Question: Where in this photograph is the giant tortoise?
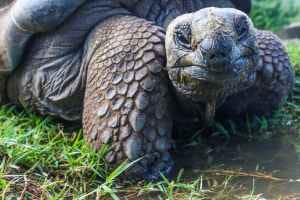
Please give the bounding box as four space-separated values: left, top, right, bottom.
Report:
0 0 294 180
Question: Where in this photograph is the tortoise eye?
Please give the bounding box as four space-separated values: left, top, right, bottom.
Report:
235 15 249 40
175 24 192 50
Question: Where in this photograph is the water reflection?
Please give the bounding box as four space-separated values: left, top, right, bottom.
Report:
174 135 300 198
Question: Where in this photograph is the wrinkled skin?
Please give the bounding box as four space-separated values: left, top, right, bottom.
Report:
0 0 294 181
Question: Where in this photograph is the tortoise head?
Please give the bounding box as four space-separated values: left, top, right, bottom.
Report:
165 7 259 122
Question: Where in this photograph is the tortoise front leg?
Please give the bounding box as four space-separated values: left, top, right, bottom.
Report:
83 16 174 180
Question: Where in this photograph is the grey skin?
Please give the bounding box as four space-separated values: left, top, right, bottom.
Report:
0 0 294 180
0 0 87 72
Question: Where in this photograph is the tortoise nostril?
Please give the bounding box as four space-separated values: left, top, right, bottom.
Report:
220 52 226 57
200 37 232 69
206 48 227 62
209 54 216 60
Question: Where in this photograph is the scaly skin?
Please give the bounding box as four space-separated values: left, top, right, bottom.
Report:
0 1 294 180
83 16 174 179
7 1 130 120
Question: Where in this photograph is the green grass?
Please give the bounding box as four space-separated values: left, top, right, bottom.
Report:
287 41 300 74
251 0 299 31
1 30 300 200
0 107 110 199
0 109 265 199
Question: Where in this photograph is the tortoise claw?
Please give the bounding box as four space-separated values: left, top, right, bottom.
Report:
144 154 174 181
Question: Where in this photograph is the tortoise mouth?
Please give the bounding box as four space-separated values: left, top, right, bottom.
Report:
179 65 239 84
171 64 242 87
168 66 241 96
167 55 257 100
170 55 255 86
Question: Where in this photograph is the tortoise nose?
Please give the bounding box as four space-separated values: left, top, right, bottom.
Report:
200 37 232 71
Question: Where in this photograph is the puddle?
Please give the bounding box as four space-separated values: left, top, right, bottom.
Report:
174 135 300 198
